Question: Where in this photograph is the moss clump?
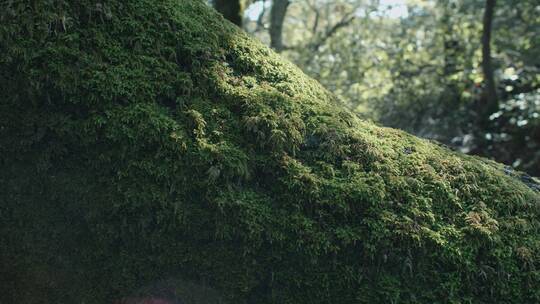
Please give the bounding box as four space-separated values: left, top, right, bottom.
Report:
0 1 539 303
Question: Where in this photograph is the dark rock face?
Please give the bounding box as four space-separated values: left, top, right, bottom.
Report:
1 1 539 303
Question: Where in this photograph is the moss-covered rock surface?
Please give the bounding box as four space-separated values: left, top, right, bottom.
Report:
1 1 539 303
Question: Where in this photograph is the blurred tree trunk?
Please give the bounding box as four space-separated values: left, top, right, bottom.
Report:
214 0 244 27
440 2 458 76
270 0 290 52
480 0 497 116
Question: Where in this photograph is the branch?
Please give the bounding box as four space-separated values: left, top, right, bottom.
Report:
300 12 356 64
304 0 320 34
310 13 355 52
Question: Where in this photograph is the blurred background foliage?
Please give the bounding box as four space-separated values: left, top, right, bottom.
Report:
211 0 540 176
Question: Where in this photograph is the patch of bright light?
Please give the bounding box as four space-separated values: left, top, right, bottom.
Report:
247 0 408 21
376 0 409 19
246 1 271 21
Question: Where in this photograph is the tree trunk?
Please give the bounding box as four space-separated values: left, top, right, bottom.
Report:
214 0 244 27
480 0 497 116
269 0 289 52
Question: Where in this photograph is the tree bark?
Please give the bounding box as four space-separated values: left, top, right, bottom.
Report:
269 0 290 52
214 0 244 27
480 0 497 116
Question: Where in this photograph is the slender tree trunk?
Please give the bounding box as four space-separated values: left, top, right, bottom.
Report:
270 0 290 52
480 0 497 116
440 2 458 76
472 0 498 155
214 0 244 27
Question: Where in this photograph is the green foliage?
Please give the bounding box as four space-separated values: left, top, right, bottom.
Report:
1 0 539 303
247 0 540 175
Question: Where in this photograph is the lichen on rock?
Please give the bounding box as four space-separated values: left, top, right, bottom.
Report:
0 1 539 303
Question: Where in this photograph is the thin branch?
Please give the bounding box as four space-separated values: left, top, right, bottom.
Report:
311 13 355 52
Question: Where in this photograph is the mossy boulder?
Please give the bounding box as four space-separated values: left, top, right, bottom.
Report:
1 1 539 303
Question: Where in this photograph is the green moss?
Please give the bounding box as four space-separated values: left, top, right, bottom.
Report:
1 1 539 303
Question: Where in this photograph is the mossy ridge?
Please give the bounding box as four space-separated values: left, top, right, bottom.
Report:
0 0 539 303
